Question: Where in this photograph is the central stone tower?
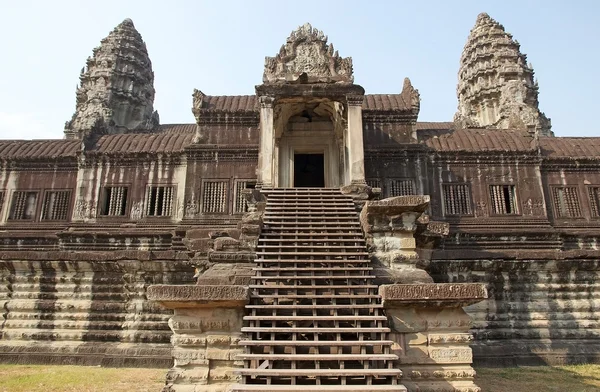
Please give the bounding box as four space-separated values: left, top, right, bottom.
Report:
255 23 366 188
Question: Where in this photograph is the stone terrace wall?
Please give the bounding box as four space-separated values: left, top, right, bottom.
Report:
428 256 600 366
0 251 193 367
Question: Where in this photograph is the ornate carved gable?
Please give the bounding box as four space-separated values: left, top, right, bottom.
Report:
263 23 353 84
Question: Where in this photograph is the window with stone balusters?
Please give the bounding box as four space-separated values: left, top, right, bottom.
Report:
489 184 518 215
234 180 256 214
202 180 228 214
41 190 71 220
100 186 128 216
387 179 414 197
8 191 38 220
552 186 582 218
588 187 600 218
145 186 174 217
442 184 473 216
366 179 381 189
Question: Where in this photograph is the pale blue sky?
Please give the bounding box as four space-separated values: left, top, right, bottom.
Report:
0 0 598 139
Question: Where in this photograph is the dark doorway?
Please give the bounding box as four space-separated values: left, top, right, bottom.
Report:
294 153 325 187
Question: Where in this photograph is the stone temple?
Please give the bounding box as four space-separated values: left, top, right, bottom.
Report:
0 13 598 391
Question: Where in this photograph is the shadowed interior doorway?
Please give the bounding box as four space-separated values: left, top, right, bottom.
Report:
293 153 325 187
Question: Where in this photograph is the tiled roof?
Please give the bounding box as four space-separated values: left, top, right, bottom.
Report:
540 137 600 159
362 94 411 111
421 128 535 152
94 129 195 154
197 94 414 112
415 122 455 130
158 123 197 134
202 95 258 111
0 139 80 159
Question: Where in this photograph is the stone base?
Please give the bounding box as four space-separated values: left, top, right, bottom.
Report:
0 342 171 368
472 340 600 367
381 284 487 392
148 284 249 392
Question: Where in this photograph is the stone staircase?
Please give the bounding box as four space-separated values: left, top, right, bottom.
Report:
232 188 405 391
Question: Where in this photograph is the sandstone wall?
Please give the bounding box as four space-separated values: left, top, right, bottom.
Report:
0 251 193 367
428 257 600 366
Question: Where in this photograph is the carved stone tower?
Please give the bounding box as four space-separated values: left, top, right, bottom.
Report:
455 13 552 136
64 18 159 140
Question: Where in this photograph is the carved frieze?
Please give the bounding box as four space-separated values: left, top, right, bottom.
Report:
263 23 353 84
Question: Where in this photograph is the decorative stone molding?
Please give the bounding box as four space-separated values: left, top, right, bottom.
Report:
263 23 353 84
455 13 552 136
346 95 365 107
258 95 275 108
380 284 487 392
148 284 249 392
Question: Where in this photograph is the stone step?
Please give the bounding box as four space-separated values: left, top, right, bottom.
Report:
239 339 392 346
265 205 356 211
266 206 356 210
246 304 383 309
264 211 358 215
236 368 401 377
251 293 380 298
258 245 366 250
263 221 361 226
230 385 406 391
244 315 387 321
263 211 358 219
241 188 398 387
252 276 375 281
250 285 377 290
252 267 372 271
237 354 397 361
266 198 353 203
256 252 369 257
261 232 364 237
255 260 369 264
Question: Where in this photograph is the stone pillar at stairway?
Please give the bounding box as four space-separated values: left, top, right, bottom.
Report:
147 285 250 392
346 95 366 186
380 284 487 392
258 96 275 188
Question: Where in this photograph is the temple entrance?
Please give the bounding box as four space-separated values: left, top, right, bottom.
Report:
293 153 325 187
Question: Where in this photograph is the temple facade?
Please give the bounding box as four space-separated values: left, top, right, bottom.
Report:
0 13 599 377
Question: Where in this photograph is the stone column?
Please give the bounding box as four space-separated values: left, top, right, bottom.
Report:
147 285 250 392
346 95 366 185
257 96 275 188
380 283 487 392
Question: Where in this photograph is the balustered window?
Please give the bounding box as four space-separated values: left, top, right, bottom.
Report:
442 184 473 216
202 180 228 214
589 187 600 218
100 186 128 216
8 191 38 220
234 180 256 214
552 186 582 218
366 178 381 189
365 179 382 199
387 179 415 197
145 186 174 217
489 185 518 215
41 190 71 220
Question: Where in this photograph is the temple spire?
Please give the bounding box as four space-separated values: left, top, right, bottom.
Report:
454 13 552 136
64 18 159 140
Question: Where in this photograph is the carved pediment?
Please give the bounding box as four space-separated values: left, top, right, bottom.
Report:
263 23 353 84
